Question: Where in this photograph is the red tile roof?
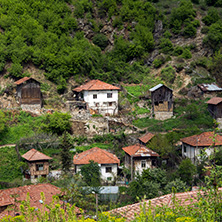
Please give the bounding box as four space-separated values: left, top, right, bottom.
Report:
73 147 120 165
122 144 159 157
22 149 52 161
110 188 222 221
0 184 64 219
73 80 120 92
206 97 222 105
181 132 222 147
138 132 155 144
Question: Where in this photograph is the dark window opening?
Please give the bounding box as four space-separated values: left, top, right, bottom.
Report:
106 167 112 173
141 160 146 168
107 93 112 98
93 94 97 99
36 164 44 171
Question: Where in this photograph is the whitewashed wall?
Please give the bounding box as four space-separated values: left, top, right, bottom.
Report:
134 159 152 175
83 90 118 115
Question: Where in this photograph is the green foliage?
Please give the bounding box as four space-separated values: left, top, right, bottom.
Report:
178 159 196 185
93 33 109 50
183 24 197 37
80 160 101 187
181 48 192 59
160 66 176 84
160 38 173 54
42 112 71 135
209 51 222 85
204 21 222 51
202 8 220 26
173 46 184 56
0 110 6 133
205 0 222 6
164 178 187 193
60 132 73 173
8 63 23 78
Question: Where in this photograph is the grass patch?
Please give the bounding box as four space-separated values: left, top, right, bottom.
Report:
75 142 113 152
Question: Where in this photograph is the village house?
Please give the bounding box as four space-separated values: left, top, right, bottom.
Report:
197 83 222 98
138 132 155 146
73 79 120 115
73 147 120 183
0 184 62 219
181 131 222 164
15 77 42 109
206 97 222 128
22 148 52 183
122 144 159 179
149 84 173 120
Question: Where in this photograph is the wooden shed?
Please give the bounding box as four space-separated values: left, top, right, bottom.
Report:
206 97 222 119
149 84 173 120
15 77 42 107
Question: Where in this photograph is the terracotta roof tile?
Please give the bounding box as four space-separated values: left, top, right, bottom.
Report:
0 184 72 219
22 149 52 161
110 188 222 221
206 97 222 105
73 147 120 165
138 132 155 144
122 144 159 157
14 77 31 85
73 80 120 92
181 132 222 147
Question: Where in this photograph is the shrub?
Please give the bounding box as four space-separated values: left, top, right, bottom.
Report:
181 49 192 59
8 63 23 78
202 8 220 26
163 30 172 38
183 24 197 37
161 66 176 84
92 33 109 50
201 26 209 34
153 58 164 68
192 19 200 27
160 38 173 54
173 46 184 56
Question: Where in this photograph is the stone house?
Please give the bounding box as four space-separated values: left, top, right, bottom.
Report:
181 131 222 164
22 149 52 183
122 144 159 179
149 84 173 120
73 147 120 183
138 132 155 146
73 80 120 115
15 77 42 109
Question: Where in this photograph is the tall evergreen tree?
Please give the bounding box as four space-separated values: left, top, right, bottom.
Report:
60 131 72 173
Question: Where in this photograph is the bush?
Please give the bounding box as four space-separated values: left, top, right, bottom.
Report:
173 46 184 56
181 49 192 59
161 66 176 84
8 63 23 78
183 24 197 37
153 58 164 68
202 8 220 26
92 33 109 50
160 38 173 54
201 26 209 34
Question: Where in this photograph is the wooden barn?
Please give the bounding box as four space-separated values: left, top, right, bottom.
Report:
149 84 173 120
15 77 42 108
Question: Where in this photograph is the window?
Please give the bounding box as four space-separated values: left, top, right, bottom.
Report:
36 164 44 171
106 167 112 173
141 160 146 168
93 94 97 99
107 93 112 98
184 146 187 153
107 177 112 181
109 102 112 106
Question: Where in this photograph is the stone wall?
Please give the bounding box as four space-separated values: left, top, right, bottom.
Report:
154 112 173 120
216 118 222 129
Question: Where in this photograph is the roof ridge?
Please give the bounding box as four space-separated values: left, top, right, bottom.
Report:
29 149 38 160
100 148 119 163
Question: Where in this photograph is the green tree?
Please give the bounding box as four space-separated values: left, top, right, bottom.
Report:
0 110 6 134
42 112 71 135
60 131 72 173
202 8 220 26
178 159 196 185
80 160 101 187
160 66 176 84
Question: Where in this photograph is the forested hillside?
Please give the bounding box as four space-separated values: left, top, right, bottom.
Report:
0 0 222 93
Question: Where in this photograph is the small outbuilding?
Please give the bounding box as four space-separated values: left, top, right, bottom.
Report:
206 97 222 129
149 84 173 120
22 149 52 183
122 144 159 179
15 77 42 109
138 132 155 146
197 83 222 98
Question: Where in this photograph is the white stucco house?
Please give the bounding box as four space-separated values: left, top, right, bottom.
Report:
73 147 120 183
181 131 222 164
73 80 120 115
122 144 159 178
